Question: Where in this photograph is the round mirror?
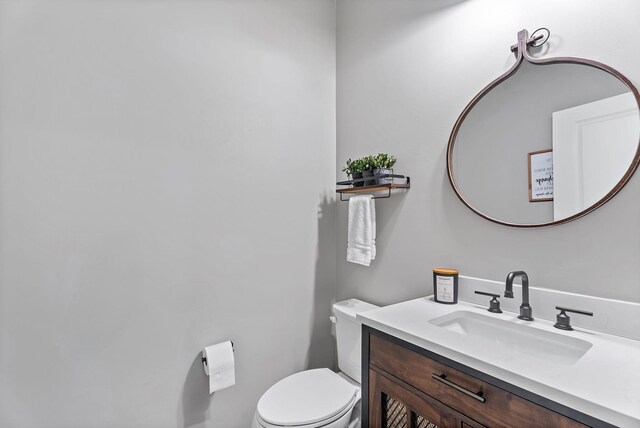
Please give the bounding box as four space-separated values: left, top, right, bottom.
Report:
447 30 640 227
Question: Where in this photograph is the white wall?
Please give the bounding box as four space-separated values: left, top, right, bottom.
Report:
336 0 640 304
0 1 336 427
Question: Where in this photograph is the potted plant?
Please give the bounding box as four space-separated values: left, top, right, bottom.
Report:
372 153 397 184
361 155 376 186
342 158 366 187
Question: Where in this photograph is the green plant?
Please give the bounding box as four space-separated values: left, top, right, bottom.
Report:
343 153 396 176
342 157 371 175
361 155 374 171
372 153 396 169
351 158 366 173
342 158 354 175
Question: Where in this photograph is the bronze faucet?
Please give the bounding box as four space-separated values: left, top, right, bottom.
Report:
505 271 533 321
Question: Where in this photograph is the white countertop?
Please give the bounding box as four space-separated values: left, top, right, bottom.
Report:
358 297 640 428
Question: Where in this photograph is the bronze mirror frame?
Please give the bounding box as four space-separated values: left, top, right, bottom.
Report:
446 29 640 228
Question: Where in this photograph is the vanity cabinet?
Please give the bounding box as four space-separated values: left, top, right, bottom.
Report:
369 368 485 428
363 327 602 428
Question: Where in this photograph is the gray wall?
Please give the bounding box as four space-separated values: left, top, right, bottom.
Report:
336 0 640 304
3 1 640 427
0 1 336 427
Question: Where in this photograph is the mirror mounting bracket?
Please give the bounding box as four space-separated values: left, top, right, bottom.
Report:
510 27 550 56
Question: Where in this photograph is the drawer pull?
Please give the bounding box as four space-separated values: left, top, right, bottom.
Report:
431 373 486 403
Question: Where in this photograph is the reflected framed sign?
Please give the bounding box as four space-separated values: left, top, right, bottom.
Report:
528 149 553 202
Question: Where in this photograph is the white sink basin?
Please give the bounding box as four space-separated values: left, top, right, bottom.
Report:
429 311 592 364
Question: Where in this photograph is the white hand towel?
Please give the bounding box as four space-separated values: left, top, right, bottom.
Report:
370 198 376 260
347 195 376 266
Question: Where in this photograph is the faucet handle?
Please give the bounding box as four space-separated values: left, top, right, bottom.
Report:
474 291 502 313
553 306 593 331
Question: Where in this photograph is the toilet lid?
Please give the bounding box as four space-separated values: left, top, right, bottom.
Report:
257 368 358 426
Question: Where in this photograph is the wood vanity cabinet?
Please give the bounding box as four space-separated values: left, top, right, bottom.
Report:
362 326 612 428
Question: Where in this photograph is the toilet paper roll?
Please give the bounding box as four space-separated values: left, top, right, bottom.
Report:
202 341 235 394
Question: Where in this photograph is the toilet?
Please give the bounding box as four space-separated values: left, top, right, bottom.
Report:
252 299 379 428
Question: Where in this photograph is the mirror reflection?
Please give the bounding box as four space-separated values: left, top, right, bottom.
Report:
451 62 640 225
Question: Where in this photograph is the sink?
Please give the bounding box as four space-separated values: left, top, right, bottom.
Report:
429 311 592 364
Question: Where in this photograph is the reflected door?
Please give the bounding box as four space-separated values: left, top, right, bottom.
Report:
553 92 640 220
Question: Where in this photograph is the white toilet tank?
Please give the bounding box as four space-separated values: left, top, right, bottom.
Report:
332 299 379 383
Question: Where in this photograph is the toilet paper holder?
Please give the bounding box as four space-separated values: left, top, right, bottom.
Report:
202 341 234 367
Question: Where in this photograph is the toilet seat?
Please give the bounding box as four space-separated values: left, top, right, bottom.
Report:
255 368 358 428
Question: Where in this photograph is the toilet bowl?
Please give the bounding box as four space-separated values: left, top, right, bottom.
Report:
252 299 378 428
252 369 359 428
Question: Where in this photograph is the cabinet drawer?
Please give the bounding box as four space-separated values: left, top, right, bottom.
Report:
369 334 588 428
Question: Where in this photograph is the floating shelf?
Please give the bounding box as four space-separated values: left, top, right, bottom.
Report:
336 174 410 201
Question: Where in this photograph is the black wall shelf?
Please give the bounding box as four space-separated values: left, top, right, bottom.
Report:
336 174 410 201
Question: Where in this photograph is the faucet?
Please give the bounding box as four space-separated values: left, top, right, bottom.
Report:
504 271 533 321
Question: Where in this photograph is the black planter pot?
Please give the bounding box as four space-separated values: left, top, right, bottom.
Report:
362 169 376 186
352 172 364 187
373 168 393 185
